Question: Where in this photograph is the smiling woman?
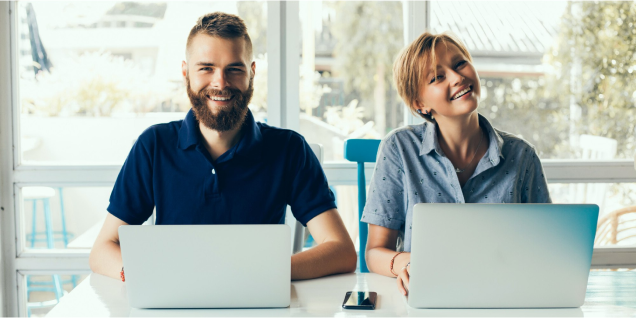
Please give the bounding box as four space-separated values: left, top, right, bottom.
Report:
362 31 552 296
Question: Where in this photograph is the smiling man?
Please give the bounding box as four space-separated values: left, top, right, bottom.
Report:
89 12 356 281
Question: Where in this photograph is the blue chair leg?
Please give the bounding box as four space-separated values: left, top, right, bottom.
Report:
52 275 64 301
71 275 78 288
57 188 69 247
27 199 39 294
43 199 55 249
57 188 78 287
30 199 37 248
43 200 65 299
357 162 369 273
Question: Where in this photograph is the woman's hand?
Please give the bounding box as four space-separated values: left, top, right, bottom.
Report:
396 263 410 295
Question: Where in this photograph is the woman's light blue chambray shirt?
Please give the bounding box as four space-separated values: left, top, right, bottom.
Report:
361 114 552 252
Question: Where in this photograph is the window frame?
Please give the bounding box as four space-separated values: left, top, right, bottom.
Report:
1 1 636 316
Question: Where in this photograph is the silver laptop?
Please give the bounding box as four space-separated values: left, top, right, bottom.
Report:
408 204 598 308
119 225 291 308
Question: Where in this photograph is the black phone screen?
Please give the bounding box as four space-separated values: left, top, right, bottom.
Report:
342 291 377 310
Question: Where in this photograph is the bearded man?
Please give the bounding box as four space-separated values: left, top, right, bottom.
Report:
89 12 356 280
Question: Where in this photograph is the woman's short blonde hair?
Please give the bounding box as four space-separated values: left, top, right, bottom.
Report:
393 32 472 121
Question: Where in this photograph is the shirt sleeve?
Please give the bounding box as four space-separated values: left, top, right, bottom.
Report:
361 134 406 230
522 147 552 203
107 128 156 225
286 134 337 227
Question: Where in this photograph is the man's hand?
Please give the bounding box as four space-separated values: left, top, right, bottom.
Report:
290 209 356 280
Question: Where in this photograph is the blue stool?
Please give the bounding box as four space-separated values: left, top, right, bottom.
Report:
23 187 76 316
25 187 73 248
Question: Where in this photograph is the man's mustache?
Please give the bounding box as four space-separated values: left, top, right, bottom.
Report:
198 88 240 98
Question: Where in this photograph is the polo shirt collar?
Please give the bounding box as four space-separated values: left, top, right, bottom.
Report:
177 109 263 159
177 109 199 150
419 113 505 163
234 109 263 158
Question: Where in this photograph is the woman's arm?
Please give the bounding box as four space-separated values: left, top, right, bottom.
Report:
366 224 411 295
522 147 552 203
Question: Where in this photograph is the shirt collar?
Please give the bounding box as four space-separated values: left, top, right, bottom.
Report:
419 121 441 156
478 113 505 164
419 113 505 163
177 109 199 150
233 109 263 158
177 109 263 159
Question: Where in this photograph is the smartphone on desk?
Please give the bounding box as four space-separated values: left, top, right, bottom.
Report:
342 291 377 310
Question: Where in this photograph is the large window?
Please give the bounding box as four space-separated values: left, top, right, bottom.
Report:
429 0 636 243
1 1 635 316
298 1 404 162
18 1 267 165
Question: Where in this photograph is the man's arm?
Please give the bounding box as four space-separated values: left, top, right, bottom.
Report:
89 213 129 279
291 209 357 280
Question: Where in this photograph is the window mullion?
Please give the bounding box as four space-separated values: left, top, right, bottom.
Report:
1 2 18 317
266 1 299 131
403 1 428 127
266 1 282 128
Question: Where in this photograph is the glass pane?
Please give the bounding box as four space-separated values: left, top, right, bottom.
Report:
549 183 636 247
430 1 636 159
298 1 404 162
18 1 267 165
24 274 88 317
21 186 112 250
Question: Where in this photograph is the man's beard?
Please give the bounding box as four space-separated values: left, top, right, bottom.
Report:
187 76 254 132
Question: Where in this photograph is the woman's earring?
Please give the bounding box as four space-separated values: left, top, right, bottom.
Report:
417 108 431 118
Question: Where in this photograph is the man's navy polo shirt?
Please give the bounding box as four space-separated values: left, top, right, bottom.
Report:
107 109 336 226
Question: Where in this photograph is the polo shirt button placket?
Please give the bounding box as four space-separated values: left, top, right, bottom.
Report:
211 169 216 175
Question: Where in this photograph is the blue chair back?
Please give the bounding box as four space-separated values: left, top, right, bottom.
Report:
343 139 381 273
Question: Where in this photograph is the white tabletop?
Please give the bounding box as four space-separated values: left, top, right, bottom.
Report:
67 219 104 249
47 271 636 317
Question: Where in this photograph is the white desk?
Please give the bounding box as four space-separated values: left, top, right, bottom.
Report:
67 219 104 249
46 271 635 317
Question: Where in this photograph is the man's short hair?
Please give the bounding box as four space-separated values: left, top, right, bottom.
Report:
186 12 253 61
393 32 472 122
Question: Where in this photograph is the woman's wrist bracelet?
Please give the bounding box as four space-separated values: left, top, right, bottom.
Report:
389 251 404 276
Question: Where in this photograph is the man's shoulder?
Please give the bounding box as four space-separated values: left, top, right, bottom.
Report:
137 118 184 144
257 122 307 145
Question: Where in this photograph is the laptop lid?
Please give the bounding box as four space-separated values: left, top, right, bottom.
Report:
408 204 598 308
119 225 291 308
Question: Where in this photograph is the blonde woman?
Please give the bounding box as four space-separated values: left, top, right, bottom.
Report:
361 32 551 295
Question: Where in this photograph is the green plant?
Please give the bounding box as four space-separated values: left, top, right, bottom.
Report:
546 1 636 159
